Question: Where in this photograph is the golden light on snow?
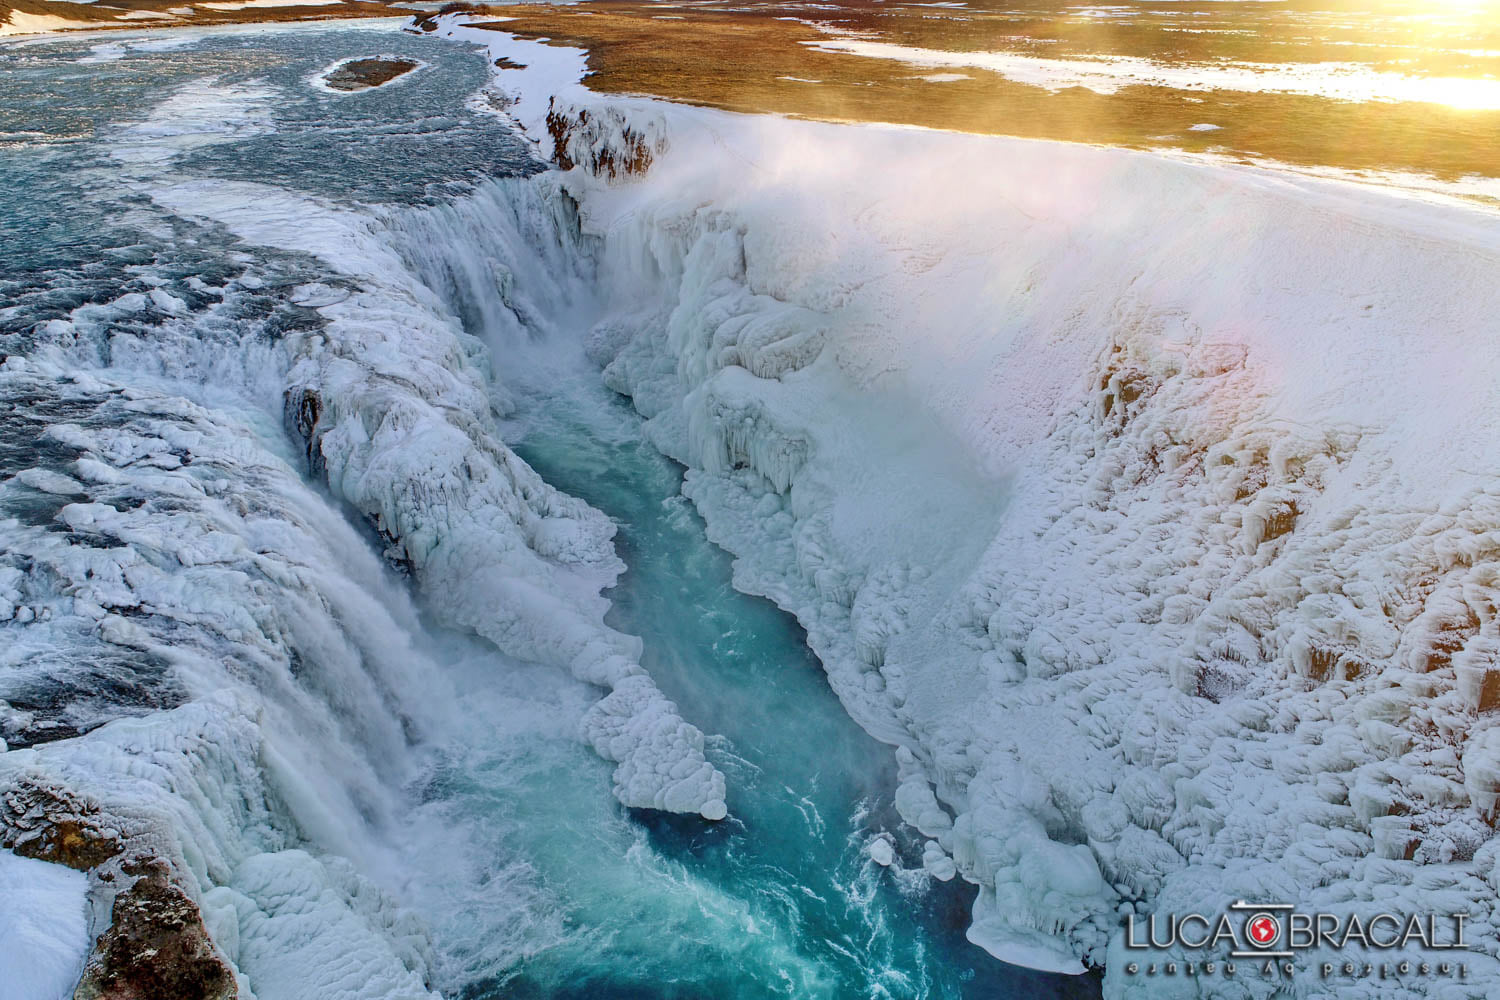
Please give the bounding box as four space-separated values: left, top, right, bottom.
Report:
1415 74 1500 109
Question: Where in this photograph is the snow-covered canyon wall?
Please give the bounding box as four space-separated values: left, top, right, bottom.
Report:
457 22 1500 996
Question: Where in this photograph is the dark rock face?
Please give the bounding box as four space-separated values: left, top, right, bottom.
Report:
73 860 237 1000
283 385 325 479
1 782 121 871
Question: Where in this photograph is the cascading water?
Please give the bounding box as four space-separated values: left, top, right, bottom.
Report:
0 21 1098 1000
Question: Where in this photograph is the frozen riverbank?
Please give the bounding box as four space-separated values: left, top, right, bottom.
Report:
448 19 1500 996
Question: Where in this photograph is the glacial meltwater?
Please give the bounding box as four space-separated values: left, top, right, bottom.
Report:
1 21 1099 1000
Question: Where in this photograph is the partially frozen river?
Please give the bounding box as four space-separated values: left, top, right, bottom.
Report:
0 20 1098 1000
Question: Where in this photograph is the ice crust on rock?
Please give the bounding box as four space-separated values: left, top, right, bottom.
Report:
462 22 1500 992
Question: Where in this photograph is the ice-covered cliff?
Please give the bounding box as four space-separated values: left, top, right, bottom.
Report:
142 169 728 823
453 21 1500 996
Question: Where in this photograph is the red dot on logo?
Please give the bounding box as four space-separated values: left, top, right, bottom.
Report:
1249 917 1276 943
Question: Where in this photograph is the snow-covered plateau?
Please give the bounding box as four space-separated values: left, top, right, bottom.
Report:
446 20 1500 997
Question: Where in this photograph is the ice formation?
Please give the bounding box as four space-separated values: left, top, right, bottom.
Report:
10 14 1500 996
450 19 1500 993
1 52 726 1000
129 79 727 822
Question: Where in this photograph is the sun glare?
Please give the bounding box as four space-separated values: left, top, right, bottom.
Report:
1419 74 1500 109
1417 0 1493 9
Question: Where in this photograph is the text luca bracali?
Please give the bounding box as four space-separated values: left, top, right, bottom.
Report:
1121 901 1471 982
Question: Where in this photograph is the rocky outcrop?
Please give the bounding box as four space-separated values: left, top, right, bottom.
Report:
1 781 120 871
545 101 663 179
73 860 237 1000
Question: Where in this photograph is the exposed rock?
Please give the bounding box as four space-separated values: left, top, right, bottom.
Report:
1 781 121 871
282 385 324 479
545 100 661 179
12 817 121 871
322 58 420 93
73 860 237 1000
411 3 473 33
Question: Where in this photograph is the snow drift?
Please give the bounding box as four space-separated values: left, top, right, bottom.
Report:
453 20 1500 996
0 848 90 1000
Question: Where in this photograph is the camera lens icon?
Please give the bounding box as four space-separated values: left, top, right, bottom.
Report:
1244 913 1282 949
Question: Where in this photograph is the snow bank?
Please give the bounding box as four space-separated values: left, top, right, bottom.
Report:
0 849 90 1000
0 11 94 37
805 36 1500 111
457 20 1500 992
196 0 340 9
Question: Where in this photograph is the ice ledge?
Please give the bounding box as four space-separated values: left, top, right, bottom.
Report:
967 916 1089 977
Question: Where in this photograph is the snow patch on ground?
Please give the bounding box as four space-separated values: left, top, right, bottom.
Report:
0 11 93 35
805 37 1500 110
195 0 340 10
0 849 90 1000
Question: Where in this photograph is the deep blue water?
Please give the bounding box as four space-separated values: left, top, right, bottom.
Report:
507 365 1103 1000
